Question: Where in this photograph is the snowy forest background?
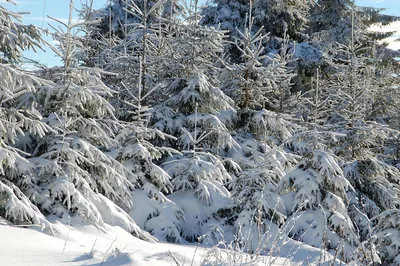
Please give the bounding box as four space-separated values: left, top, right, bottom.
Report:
1 0 400 265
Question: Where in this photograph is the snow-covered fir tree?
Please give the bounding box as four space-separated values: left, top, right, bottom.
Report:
132 2 241 242
201 0 321 94
0 65 55 231
201 0 311 43
20 0 158 240
324 14 400 215
371 209 400 265
102 0 186 243
199 10 303 252
278 150 364 262
93 0 182 39
219 13 295 112
308 0 399 48
282 9 400 264
0 5 46 64
0 5 56 231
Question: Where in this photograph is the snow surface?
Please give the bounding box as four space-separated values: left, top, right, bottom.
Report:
0 216 343 265
0 216 281 266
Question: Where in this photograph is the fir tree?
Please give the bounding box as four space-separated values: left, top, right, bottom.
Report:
219 14 295 112
0 4 55 232
278 150 359 260
0 5 46 64
0 65 54 232
371 209 400 265
26 0 155 240
140 2 240 242
308 0 399 48
201 0 311 43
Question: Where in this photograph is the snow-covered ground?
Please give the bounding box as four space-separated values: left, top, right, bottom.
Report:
0 216 343 266
0 219 293 266
0 217 282 266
